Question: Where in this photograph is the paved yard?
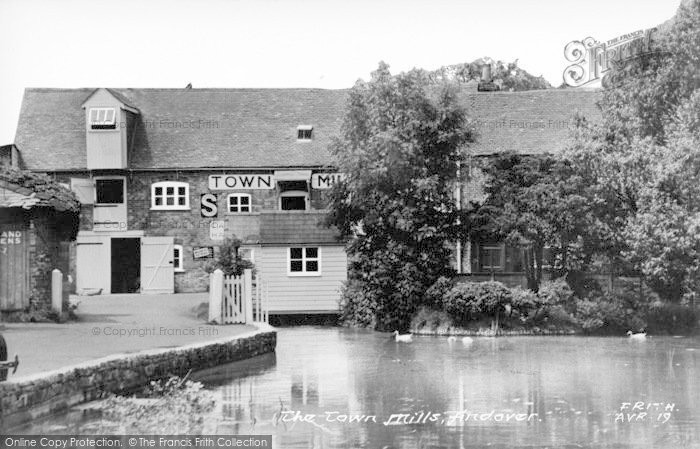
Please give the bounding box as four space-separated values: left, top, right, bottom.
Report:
0 293 255 377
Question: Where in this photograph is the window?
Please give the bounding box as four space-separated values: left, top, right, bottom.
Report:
297 125 313 140
280 190 308 211
227 193 251 213
288 247 321 276
95 178 124 204
151 181 190 210
480 243 504 271
173 245 184 272
89 107 117 129
239 248 255 264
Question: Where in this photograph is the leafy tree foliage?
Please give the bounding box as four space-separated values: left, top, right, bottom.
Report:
327 62 472 331
429 57 552 91
565 0 700 302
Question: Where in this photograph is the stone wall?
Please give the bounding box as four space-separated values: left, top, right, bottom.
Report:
0 329 276 429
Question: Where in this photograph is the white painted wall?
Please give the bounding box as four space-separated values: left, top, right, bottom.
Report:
258 245 347 313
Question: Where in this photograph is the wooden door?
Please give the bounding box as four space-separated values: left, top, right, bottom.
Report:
0 222 29 310
140 237 174 294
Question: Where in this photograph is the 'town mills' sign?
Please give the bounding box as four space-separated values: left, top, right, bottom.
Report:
208 174 345 190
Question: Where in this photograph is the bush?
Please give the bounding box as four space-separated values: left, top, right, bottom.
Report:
425 276 453 310
575 297 646 335
538 278 574 307
204 238 254 276
339 280 377 328
443 281 512 326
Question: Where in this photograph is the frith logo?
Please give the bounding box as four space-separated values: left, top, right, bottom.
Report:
563 27 657 87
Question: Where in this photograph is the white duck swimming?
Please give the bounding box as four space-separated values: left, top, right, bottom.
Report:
447 336 457 344
462 336 474 345
627 330 647 340
393 331 413 342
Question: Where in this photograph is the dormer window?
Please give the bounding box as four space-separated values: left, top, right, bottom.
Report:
297 125 313 141
89 107 117 129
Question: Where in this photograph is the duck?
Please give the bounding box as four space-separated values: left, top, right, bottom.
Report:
627 330 647 340
393 331 413 342
447 336 457 344
462 336 474 345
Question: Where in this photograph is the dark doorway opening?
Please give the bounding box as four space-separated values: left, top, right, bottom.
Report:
111 238 140 293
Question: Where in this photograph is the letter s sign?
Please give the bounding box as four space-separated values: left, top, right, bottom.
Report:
200 193 218 217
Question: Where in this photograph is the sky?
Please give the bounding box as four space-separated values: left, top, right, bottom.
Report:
0 0 682 144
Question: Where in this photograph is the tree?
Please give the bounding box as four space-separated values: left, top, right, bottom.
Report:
468 153 593 292
204 238 253 276
564 0 700 302
327 62 472 331
428 58 552 91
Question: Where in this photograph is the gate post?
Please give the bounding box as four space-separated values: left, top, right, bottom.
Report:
51 269 63 314
208 269 224 324
243 269 253 323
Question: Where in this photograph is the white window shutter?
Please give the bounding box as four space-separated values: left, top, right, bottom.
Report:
70 178 95 204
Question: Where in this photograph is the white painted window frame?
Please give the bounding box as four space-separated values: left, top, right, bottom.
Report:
89 107 117 129
151 181 190 210
173 244 185 272
287 246 322 277
227 193 252 213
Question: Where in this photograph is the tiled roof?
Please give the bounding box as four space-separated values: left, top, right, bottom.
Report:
259 211 341 245
14 87 601 170
15 88 348 170
460 89 602 155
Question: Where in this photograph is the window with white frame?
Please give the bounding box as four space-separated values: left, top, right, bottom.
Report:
173 245 184 272
151 181 190 210
288 247 321 276
227 193 251 213
89 107 117 129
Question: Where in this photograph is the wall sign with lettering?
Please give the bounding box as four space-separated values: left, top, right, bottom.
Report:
0 230 22 245
209 174 274 190
200 193 218 217
311 173 345 189
193 246 214 260
210 220 225 241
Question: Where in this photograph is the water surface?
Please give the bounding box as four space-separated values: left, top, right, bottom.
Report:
15 328 700 448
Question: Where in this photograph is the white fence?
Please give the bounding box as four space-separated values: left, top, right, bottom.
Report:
208 269 268 324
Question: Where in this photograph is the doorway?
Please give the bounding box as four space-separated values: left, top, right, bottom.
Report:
111 238 140 293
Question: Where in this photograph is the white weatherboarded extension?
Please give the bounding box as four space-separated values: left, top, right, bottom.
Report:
140 236 174 294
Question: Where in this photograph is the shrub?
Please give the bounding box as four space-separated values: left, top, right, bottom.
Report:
443 281 512 326
96 376 216 434
575 297 646 335
425 276 453 310
339 280 377 328
204 238 254 276
538 278 574 307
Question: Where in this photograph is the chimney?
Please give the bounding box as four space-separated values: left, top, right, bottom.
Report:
477 64 499 92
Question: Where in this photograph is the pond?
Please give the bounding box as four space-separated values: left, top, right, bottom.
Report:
13 327 700 448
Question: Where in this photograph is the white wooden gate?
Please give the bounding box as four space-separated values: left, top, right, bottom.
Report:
209 269 268 324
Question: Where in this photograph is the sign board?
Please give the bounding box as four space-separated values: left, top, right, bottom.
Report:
311 173 345 189
0 230 22 245
193 246 214 260
209 174 274 190
209 221 225 241
201 193 218 217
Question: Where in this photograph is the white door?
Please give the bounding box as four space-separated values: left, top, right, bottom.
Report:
76 235 110 293
140 237 174 294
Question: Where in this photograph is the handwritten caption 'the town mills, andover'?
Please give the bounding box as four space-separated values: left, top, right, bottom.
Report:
274 410 538 426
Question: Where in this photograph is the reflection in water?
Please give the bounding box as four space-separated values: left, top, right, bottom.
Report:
14 328 700 448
